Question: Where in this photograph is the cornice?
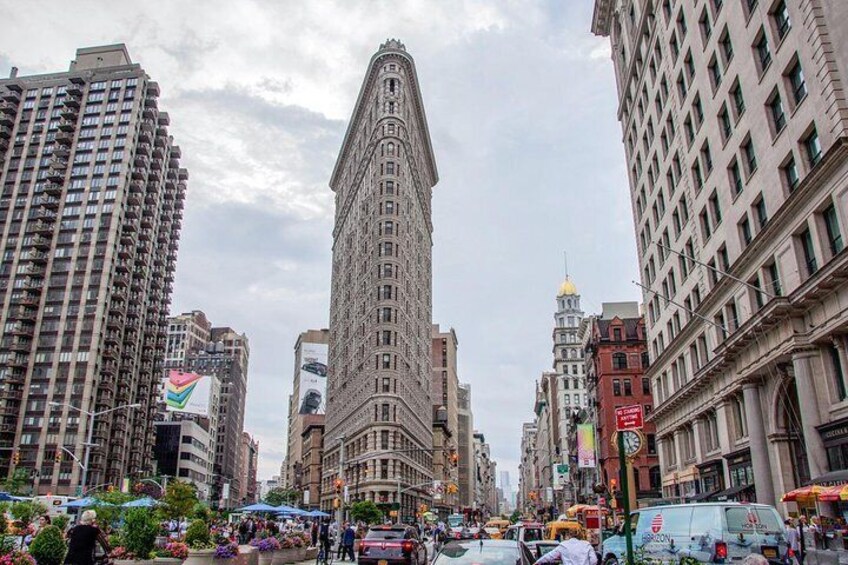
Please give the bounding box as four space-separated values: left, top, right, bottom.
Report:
591 0 614 36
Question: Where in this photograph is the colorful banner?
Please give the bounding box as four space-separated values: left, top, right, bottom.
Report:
577 424 597 468
163 370 211 417
298 342 328 414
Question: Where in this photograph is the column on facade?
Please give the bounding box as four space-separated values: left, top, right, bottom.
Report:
714 400 733 486
691 417 704 462
742 382 775 504
791 349 829 479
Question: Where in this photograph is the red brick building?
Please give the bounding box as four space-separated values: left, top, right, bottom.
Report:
585 303 661 501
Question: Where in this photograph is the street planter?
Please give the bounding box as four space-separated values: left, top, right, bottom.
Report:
304 547 319 560
153 559 185 565
236 545 257 565
272 548 298 565
184 548 216 565
296 548 306 562
256 551 274 565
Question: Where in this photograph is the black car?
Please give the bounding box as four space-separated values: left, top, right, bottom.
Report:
302 362 327 376
435 539 533 565
359 526 427 565
298 389 322 414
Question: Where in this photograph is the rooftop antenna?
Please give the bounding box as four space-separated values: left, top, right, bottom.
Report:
563 251 569 280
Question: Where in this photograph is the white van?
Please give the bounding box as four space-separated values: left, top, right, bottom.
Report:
33 495 73 517
601 503 787 564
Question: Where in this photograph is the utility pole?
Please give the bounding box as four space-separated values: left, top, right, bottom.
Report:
336 436 345 526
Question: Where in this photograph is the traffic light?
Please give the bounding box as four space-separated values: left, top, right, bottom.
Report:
449 449 458 467
54 451 63 464
11 450 19 465
333 497 341 509
334 478 343 494
610 479 618 492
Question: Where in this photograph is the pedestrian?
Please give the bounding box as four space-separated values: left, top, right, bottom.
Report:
319 519 332 561
64 510 110 565
311 521 319 547
336 522 348 560
785 519 800 565
238 519 248 545
533 524 597 565
341 523 356 562
797 516 809 564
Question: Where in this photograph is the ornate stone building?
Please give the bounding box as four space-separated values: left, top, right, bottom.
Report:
593 0 848 505
322 39 439 522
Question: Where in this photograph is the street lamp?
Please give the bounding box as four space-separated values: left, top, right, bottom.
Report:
49 401 141 492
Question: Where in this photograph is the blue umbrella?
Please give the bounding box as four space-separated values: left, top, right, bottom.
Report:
239 502 281 512
122 497 159 508
0 492 16 502
61 497 114 508
275 504 308 515
310 510 331 517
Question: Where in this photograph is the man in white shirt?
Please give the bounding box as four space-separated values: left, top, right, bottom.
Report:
534 529 598 565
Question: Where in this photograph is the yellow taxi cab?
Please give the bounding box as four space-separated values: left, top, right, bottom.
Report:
545 520 586 541
483 520 510 539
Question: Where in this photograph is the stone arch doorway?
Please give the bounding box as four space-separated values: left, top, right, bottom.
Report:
776 377 810 486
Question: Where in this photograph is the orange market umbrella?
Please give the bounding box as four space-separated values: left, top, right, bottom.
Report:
781 485 825 502
818 484 848 502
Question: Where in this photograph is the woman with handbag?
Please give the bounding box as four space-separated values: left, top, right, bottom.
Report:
64 510 110 565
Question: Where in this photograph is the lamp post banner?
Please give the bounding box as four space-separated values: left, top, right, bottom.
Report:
577 424 597 468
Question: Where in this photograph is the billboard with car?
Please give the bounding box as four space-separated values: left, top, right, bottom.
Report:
298 342 328 414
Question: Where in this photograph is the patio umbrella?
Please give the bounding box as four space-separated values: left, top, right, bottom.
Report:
781 485 824 502
122 497 159 508
309 510 330 518
238 503 281 512
61 497 114 508
0 492 16 502
275 504 307 515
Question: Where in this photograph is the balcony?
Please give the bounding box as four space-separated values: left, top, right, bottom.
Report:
66 83 83 97
43 182 62 197
58 118 76 132
32 207 57 222
0 114 12 128
0 126 11 140
131 167 146 180
120 231 137 246
32 195 58 209
134 155 149 168
28 250 48 263
125 206 139 220
1 91 20 104
62 94 81 109
8 337 31 352
0 100 18 114
8 324 33 337
112 274 129 288
27 221 53 234
135 143 151 157
177 168 188 181
55 130 74 145
45 166 66 182
146 180 160 194
145 98 158 111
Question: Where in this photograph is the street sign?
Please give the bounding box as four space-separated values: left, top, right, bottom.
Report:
343 485 349 503
615 404 644 431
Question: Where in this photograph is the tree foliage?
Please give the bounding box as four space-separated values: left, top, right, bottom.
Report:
160 480 199 520
264 488 299 507
4 468 31 496
10 500 47 526
509 510 521 524
349 501 383 525
92 490 136 530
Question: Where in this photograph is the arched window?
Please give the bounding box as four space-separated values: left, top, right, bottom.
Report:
387 142 395 156
612 352 628 370
567 299 572 308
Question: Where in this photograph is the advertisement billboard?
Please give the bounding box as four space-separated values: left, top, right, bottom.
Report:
163 370 211 417
552 463 570 490
577 424 597 468
298 342 328 415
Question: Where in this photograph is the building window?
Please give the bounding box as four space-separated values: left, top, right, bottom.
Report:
731 81 745 117
768 90 786 134
742 137 757 175
729 159 743 196
805 128 822 168
642 377 651 395
800 227 818 276
830 345 848 401
719 105 732 141
613 328 622 341
381 404 390 422
612 379 622 396
788 60 808 105
773 0 791 40
754 196 768 230
623 379 633 396
823 204 844 255
754 29 772 72
720 30 734 64
740 216 752 247
612 352 628 370
782 154 800 192
767 262 782 296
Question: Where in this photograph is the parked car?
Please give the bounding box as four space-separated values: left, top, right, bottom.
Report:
359 525 428 565
601 503 788 564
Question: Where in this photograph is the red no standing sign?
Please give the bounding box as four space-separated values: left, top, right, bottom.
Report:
615 404 644 431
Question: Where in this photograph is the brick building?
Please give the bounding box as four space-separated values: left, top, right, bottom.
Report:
585 302 660 501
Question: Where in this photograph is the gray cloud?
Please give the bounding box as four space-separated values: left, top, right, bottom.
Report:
0 1 638 482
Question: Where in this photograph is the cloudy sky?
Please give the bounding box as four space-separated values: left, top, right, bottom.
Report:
0 0 640 486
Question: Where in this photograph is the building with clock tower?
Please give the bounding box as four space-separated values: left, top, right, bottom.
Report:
584 302 661 502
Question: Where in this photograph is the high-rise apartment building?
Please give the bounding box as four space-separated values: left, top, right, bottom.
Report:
283 329 329 492
457 383 474 509
322 39 439 522
240 432 259 505
164 310 211 368
518 421 538 514
431 324 459 515
592 0 848 505
0 45 186 493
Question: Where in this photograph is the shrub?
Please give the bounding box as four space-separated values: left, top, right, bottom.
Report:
10 501 47 526
122 508 158 560
29 525 67 565
51 514 70 533
0 550 36 565
185 519 212 550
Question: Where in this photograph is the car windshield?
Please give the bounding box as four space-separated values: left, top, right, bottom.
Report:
435 542 520 565
725 508 783 534
523 529 542 542
366 529 405 540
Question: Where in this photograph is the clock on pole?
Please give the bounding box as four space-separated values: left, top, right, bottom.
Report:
611 430 645 458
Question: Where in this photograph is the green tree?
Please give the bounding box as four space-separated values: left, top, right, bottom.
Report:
264 487 299 507
349 500 383 525
29 525 68 565
10 500 48 526
160 480 199 520
122 508 158 559
92 490 136 531
509 510 521 524
4 468 31 496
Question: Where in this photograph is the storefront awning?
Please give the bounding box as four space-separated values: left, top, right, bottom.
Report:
781 485 825 502
818 484 848 502
713 484 753 501
689 490 719 502
809 469 848 486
